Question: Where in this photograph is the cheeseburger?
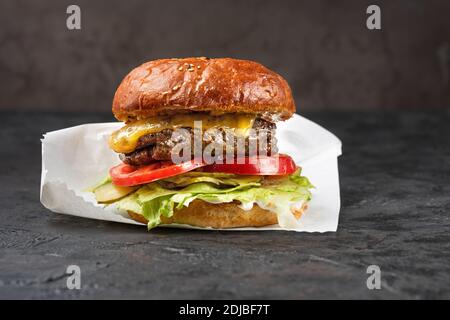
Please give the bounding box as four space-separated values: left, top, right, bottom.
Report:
92 57 313 229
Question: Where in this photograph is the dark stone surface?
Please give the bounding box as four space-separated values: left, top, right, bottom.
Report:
0 110 449 299
1 0 450 112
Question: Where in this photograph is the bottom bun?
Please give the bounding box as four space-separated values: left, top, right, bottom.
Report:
127 200 308 229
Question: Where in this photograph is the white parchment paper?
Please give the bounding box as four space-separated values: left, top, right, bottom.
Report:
40 114 342 232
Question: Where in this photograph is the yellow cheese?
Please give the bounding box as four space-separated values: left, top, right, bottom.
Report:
109 113 256 154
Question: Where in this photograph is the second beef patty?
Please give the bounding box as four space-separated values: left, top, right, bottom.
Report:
120 118 278 166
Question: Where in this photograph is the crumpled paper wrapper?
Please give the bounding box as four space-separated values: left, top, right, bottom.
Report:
40 114 342 232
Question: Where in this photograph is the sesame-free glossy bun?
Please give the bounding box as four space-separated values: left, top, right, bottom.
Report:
127 200 307 229
112 57 295 122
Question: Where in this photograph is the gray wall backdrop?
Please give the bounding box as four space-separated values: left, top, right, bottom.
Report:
0 0 449 112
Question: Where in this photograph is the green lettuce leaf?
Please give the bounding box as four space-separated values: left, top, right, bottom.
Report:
159 172 261 187
116 192 143 215
100 169 313 230
142 195 174 229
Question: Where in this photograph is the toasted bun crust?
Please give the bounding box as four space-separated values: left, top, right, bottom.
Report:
112 57 295 122
127 200 307 229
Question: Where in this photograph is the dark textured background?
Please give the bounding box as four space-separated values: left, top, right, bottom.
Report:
1 1 450 300
1 0 449 112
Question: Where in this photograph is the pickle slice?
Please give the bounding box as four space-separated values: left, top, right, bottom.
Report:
94 182 137 203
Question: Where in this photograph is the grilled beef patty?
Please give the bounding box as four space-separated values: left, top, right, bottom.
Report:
120 118 277 166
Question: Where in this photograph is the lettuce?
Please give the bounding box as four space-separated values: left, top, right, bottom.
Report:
116 192 143 215
111 170 313 230
159 172 261 187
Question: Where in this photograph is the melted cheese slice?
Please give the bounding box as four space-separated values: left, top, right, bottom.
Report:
109 114 256 154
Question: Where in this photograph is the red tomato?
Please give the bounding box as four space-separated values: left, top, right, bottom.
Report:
110 155 297 186
202 154 297 175
110 160 206 186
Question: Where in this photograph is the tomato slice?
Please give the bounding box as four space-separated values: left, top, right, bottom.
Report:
110 160 206 186
202 154 297 175
110 155 297 186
